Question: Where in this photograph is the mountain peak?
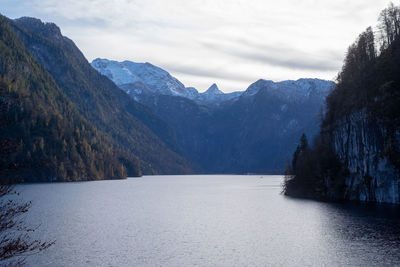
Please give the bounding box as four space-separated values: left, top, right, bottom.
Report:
243 78 334 102
91 58 194 97
204 83 223 95
14 17 63 40
92 58 110 68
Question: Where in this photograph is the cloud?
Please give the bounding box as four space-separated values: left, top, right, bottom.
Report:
201 38 343 72
161 62 260 82
0 0 394 92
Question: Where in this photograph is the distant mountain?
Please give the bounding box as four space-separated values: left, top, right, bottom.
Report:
94 56 334 173
242 78 333 103
196 83 242 104
11 17 192 175
215 78 334 173
0 13 334 180
91 58 194 98
91 58 242 104
0 15 138 182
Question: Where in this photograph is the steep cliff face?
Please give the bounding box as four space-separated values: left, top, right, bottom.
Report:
329 111 399 203
284 4 400 204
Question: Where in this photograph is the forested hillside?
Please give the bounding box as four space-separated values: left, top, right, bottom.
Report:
284 3 400 203
0 15 138 182
10 17 192 175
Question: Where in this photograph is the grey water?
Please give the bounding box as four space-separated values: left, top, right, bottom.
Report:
19 175 400 266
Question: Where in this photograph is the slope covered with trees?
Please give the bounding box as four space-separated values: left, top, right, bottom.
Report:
9 16 191 175
284 3 400 203
0 15 139 182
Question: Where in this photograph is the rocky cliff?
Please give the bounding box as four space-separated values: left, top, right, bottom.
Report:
328 110 399 203
284 4 400 204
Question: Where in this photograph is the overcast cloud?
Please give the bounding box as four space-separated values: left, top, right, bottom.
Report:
0 0 393 92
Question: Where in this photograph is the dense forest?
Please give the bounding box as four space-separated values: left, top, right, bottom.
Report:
284 3 400 203
0 15 137 182
0 13 195 183
10 17 191 175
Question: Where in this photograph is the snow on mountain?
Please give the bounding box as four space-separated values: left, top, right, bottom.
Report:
91 58 333 106
243 78 334 102
91 58 193 98
195 83 242 103
184 87 199 100
92 58 243 104
204 83 223 95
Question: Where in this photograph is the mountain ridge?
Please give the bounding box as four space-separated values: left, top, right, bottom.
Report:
11 16 192 175
92 58 333 106
94 57 334 173
92 58 246 104
0 14 138 182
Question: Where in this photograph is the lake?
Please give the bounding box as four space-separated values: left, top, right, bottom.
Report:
19 175 400 266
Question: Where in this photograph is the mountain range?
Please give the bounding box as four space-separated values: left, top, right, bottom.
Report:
91 58 244 104
92 59 334 173
0 14 333 181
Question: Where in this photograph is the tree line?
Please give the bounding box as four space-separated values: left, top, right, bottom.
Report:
283 3 400 198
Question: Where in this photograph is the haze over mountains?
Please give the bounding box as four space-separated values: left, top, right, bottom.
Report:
92 58 334 173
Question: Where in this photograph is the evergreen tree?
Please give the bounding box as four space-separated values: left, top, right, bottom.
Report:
0 15 141 182
284 2 400 200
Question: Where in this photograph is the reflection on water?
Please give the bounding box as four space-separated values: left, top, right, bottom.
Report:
18 175 400 266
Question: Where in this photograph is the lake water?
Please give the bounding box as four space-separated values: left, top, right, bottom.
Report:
19 175 400 266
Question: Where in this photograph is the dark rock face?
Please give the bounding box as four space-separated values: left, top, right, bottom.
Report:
284 8 400 204
329 110 399 203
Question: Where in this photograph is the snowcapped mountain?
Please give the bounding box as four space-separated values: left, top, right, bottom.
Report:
91 58 242 104
195 83 242 104
243 78 334 103
91 58 194 98
90 57 335 174
204 83 223 95
92 58 333 106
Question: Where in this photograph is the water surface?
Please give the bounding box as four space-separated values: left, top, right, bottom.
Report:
19 175 400 266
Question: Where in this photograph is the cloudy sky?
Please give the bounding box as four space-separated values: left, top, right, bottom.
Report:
1 0 393 92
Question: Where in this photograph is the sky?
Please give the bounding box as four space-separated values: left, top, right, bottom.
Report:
0 0 395 92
